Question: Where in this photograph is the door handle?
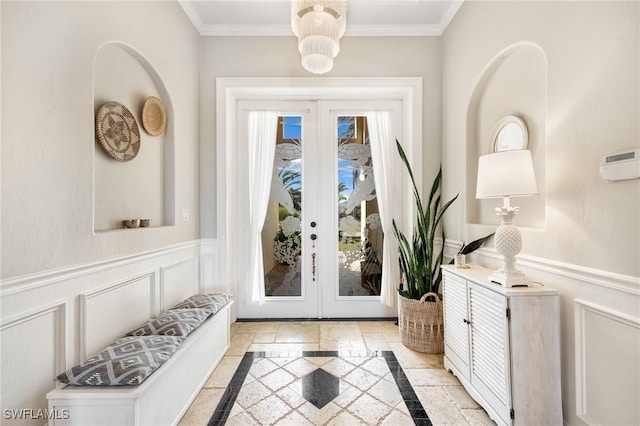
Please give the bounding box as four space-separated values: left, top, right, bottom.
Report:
310 223 317 281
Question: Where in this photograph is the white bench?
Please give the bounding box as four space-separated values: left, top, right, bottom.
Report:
46 301 232 426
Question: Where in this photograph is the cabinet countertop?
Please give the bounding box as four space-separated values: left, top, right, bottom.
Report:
441 264 558 296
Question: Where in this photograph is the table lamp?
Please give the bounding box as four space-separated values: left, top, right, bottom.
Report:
476 150 538 287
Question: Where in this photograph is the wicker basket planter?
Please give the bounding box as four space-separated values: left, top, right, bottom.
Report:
398 292 444 354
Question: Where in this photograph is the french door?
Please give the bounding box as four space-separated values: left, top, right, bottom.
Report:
236 100 400 319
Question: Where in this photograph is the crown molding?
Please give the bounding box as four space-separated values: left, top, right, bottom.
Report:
179 0 463 37
178 0 205 33
439 0 464 33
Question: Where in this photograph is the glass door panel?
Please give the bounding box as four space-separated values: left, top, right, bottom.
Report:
263 116 303 297
236 101 319 319
237 100 399 319
336 116 384 297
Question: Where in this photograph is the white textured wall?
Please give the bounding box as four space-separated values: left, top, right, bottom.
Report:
199 36 442 238
1 1 200 279
441 2 640 425
442 0 639 277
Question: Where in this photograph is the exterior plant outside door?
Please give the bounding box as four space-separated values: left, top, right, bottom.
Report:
236 100 400 319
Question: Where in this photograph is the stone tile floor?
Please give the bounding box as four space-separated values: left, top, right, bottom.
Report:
178 321 495 425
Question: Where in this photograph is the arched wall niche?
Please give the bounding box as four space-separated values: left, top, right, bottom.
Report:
466 41 547 229
93 41 175 232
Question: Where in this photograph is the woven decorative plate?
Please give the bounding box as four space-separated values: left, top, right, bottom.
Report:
95 102 141 161
141 96 167 136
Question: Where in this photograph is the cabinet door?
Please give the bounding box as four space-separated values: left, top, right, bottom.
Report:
468 282 512 424
443 273 470 380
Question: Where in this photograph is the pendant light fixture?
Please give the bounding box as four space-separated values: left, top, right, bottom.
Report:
291 0 347 74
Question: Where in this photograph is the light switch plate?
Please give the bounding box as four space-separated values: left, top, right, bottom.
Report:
181 208 190 222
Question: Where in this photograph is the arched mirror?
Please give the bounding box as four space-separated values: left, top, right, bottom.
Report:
489 116 528 152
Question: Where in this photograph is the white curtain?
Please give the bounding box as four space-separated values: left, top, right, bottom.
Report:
246 111 278 304
367 111 402 307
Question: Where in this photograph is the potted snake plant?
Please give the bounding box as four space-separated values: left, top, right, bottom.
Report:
392 140 492 353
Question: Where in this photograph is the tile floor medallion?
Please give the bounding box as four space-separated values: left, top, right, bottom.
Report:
208 350 429 425
179 321 495 426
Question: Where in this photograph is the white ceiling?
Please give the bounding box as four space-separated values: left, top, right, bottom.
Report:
178 0 464 36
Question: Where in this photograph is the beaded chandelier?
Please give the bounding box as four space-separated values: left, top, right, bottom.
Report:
291 0 347 74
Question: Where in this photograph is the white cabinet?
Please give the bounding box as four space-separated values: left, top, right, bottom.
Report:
442 265 562 426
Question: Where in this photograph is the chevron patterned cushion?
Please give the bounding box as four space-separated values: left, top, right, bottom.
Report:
56 335 183 386
169 293 232 315
125 308 210 337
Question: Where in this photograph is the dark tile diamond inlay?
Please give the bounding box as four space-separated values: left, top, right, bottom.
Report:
301 368 339 409
209 350 431 426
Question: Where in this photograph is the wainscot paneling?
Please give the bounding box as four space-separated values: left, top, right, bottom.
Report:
199 238 236 321
0 240 207 425
575 299 640 426
80 273 155 359
200 238 220 293
160 257 199 310
1 301 66 426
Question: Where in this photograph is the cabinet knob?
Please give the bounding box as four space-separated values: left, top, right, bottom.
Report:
463 318 472 325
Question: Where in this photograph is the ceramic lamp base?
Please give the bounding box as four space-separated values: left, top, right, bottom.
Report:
489 270 532 288
491 202 531 288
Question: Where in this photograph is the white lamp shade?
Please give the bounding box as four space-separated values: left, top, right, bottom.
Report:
476 150 538 199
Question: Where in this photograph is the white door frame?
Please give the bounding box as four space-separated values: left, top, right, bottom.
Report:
216 77 423 319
